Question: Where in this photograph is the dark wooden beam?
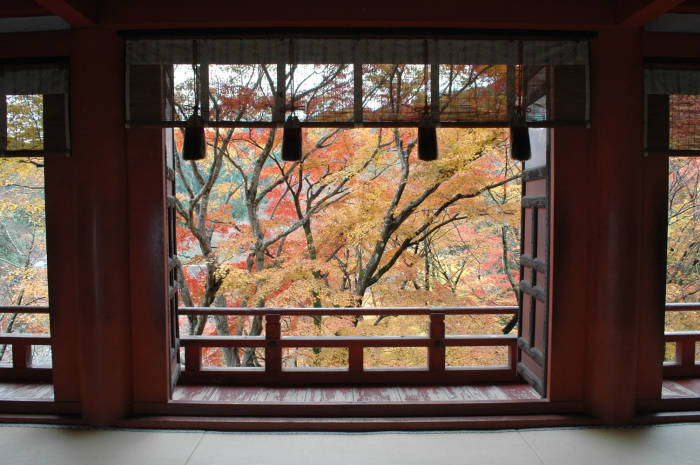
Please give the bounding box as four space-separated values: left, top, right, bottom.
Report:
99 0 613 30
0 30 71 58
616 0 687 27
0 0 51 17
671 0 700 14
643 31 700 58
32 0 96 27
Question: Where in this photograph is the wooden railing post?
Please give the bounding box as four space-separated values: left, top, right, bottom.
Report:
185 346 201 373
429 313 445 372
12 342 31 369
508 339 518 374
349 345 363 373
265 314 282 373
664 333 700 378
680 337 696 371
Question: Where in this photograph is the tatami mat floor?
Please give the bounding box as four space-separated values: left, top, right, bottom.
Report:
0 422 698 465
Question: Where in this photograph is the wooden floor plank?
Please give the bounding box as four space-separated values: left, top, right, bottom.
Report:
0 383 54 401
399 386 434 402
280 388 310 403
482 385 512 400
171 383 543 406
662 379 700 398
355 386 392 403
498 383 541 400
672 378 700 395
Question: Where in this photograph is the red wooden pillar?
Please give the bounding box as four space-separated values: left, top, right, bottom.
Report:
127 126 171 406
71 30 132 425
548 127 591 404
585 29 644 423
127 63 173 408
44 96 82 407
635 151 668 401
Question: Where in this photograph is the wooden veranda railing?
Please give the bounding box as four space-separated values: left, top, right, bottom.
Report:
664 302 700 377
177 306 520 386
0 302 694 387
0 306 52 382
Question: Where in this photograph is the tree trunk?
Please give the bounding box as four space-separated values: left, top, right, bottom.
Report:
213 295 238 367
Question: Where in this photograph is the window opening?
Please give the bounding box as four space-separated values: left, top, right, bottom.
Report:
0 124 51 370
645 66 700 378
127 36 573 385
172 94 522 377
0 63 68 382
665 156 700 373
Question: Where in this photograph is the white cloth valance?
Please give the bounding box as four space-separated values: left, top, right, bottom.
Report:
0 66 69 95
645 68 700 96
126 37 589 66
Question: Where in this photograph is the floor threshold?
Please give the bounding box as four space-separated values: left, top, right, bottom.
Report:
119 413 602 432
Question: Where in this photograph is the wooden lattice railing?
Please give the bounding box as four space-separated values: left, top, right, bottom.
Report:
177 306 519 386
664 302 700 377
0 302 694 386
0 306 52 382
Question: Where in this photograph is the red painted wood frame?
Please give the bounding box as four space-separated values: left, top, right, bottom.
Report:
128 64 177 406
177 307 519 386
636 132 669 403
517 166 549 396
547 127 589 404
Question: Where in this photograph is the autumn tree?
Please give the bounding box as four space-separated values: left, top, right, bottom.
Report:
173 63 525 368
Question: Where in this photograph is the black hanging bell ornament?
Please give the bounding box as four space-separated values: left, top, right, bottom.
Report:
509 109 531 162
282 114 302 162
182 111 206 161
417 114 438 161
